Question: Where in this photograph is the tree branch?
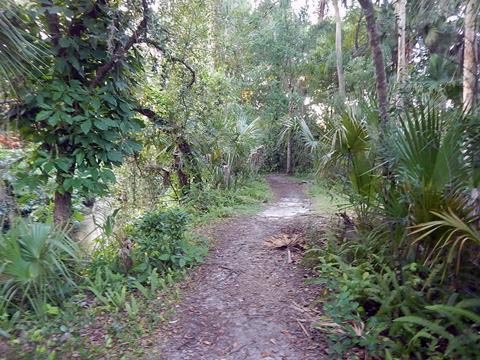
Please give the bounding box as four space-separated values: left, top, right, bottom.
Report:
89 0 149 89
134 107 168 127
143 39 196 88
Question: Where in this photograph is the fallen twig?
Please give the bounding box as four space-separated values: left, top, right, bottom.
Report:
297 319 310 338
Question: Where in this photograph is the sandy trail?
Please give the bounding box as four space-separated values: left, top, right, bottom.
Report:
146 175 327 360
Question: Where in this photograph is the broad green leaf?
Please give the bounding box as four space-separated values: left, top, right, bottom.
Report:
35 110 53 121
80 120 92 134
47 112 61 126
75 152 85 164
107 151 123 163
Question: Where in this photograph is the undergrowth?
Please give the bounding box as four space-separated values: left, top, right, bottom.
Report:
304 221 480 359
0 177 270 359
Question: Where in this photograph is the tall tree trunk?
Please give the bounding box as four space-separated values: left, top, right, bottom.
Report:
318 0 327 22
463 0 479 223
333 0 346 99
286 77 295 175
286 135 293 175
463 0 478 113
395 0 407 83
358 0 390 130
54 190 72 225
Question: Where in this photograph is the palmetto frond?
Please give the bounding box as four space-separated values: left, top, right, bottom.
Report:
0 1 48 89
411 208 480 278
391 104 466 224
0 221 80 318
298 118 320 152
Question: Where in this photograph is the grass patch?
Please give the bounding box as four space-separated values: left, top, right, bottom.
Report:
186 176 272 225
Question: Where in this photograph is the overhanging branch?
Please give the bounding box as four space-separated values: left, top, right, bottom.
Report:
134 107 168 127
143 39 196 88
89 0 149 89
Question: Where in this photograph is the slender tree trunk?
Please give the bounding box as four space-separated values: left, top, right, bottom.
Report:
358 0 394 214
286 135 293 175
358 0 390 130
395 0 407 83
463 0 478 113
53 191 72 225
53 162 75 225
463 0 479 222
333 0 346 99
285 76 295 175
318 0 327 22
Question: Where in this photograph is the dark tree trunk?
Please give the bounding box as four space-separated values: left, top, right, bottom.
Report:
358 0 390 130
358 0 394 213
53 191 72 225
286 135 293 175
317 0 327 22
177 170 189 188
174 151 189 191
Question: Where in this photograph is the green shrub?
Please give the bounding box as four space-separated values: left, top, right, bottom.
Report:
132 208 205 271
0 220 81 318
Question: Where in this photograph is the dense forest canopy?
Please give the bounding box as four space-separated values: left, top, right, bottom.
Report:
0 0 479 358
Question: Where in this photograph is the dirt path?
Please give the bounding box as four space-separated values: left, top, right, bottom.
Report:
146 175 327 359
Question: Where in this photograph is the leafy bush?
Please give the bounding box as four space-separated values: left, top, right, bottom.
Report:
0 220 81 318
132 208 205 271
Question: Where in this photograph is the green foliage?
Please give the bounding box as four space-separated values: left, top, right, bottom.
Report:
390 105 466 224
318 105 381 224
412 208 480 278
19 79 142 196
85 265 127 310
308 238 480 359
0 0 47 90
132 208 201 271
184 177 271 221
394 300 480 358
0 220 80 318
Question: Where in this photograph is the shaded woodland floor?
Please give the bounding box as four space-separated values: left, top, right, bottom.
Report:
145 175 328 360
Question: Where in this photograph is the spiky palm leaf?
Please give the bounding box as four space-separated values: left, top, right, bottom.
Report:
411 209 480 277
392 105 466 224
0 221 80 318
0 1 47 90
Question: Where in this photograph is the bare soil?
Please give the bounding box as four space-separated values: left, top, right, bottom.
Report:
145 174 328 360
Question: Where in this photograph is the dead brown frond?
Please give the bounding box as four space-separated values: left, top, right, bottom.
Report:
264 233 305 249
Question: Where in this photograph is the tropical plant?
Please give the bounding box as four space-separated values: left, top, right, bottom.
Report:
411 208 480 278
394 299 480 358
0 220 80 318
132 208 194 271
319 108 381 224
0 1 47 89
391 105 465 222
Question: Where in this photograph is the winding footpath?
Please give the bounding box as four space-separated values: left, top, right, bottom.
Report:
145 175 328 360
